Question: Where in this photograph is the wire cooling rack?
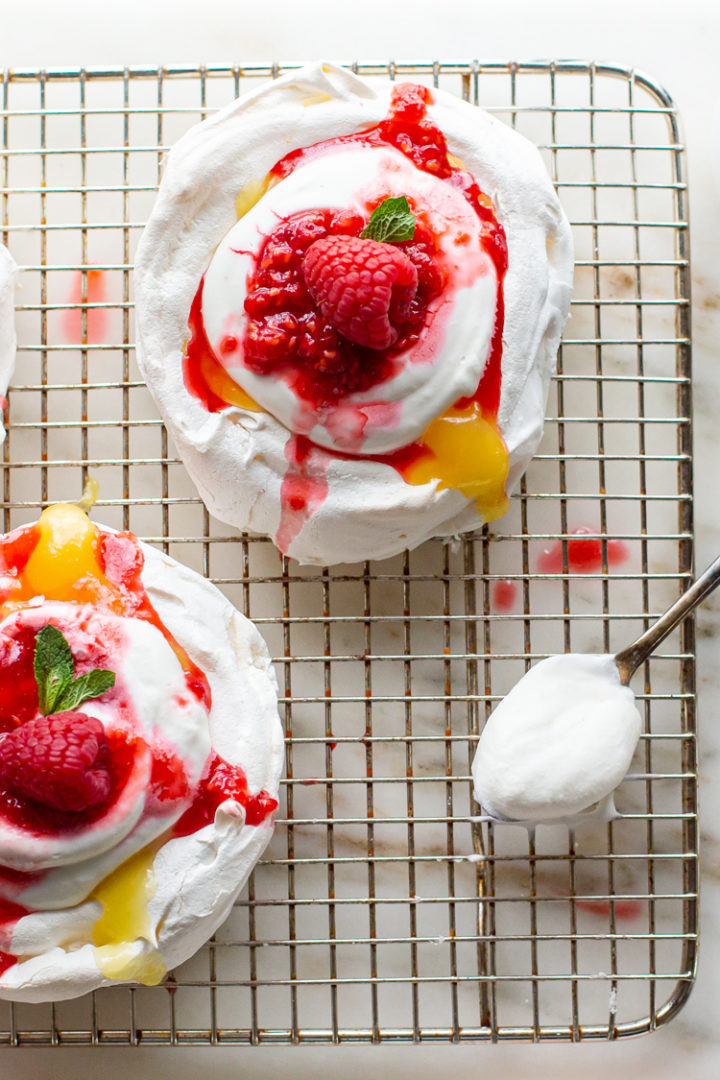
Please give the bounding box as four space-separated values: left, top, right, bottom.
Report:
0 60 694 1046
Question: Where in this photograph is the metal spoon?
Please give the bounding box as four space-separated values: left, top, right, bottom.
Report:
614 552 720 684
475 554 720 825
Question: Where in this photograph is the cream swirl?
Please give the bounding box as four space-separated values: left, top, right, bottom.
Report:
0 602 210 904
202 145 497 455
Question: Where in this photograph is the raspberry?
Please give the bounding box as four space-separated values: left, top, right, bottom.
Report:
302 235 418 350
0 711 111 813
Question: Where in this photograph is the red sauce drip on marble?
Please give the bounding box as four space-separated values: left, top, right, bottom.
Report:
492 579 517 612
574 897 643 922
538 527 630 575
182 83 508 533
173 751 278 837
61 268 109 345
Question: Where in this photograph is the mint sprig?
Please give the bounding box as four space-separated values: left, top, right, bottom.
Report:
34 625 116 716
360 195 416 244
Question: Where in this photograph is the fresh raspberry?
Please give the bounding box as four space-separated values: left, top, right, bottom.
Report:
302 235 419 351
0 711 111 813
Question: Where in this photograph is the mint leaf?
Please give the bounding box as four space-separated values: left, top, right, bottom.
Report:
34 625 74 715
33 625 116 715
55 668 116 712
360 195 416 243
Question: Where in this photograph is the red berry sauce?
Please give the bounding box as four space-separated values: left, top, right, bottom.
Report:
173 751 278 837
183 84 508 544
0 895 30 974
538 527 630 575
97 530 212 712
492 579 518 612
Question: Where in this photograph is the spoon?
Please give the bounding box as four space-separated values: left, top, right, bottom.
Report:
614 552 720 684
473 553 720 825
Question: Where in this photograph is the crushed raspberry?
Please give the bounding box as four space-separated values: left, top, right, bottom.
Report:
173 751 278 836
0 711 111 813
302 234 418 350
240 207 443 404
379 84 450 177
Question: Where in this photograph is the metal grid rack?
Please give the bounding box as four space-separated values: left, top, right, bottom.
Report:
0 60 694 1045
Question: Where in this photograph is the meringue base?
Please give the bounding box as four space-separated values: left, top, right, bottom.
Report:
0 539 284 1003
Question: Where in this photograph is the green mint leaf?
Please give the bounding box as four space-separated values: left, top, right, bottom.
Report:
360 195 416 243
55 668 116 712
33 624 116 715
34 625 75 715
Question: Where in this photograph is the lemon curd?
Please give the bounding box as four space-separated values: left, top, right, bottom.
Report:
21 501 116 607
403 400 510 521
91 842 166 986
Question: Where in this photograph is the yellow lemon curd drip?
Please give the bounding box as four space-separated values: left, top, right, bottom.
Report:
403 401 510 521
6 500 118 614
91 843 166 986
198 346 260 411
234 175 273 221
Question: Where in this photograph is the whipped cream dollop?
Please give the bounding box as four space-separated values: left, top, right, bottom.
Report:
0 243 17 444
472 654 642 822
0 602 210 900
135 62 573 565
202 144 497 455
0 534 284 1003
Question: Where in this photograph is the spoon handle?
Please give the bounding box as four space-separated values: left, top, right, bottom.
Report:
614 553 720 685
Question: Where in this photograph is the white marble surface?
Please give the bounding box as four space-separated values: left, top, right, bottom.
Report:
1 0 720 1075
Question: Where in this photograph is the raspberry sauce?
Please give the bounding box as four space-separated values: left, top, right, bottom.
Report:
173 751 278 837
538 528 630 575
0 896 29 975
492 579 518 612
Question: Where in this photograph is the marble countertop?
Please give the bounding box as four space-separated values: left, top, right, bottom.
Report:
1 0 719 1076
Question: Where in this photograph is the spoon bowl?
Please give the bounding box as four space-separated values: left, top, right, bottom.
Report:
476 553 720 825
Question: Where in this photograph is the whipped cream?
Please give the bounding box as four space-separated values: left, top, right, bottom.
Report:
0 243 17 444
135 62 574 565
0 603 210 901
202 144 497 455
0 535 284 1002
472 654 642 822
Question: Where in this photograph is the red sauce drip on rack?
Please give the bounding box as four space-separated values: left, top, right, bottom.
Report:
538 528 630 575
